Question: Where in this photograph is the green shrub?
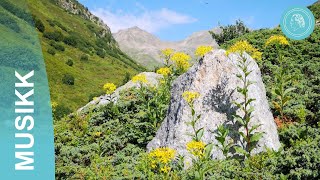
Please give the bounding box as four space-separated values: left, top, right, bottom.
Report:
80 54 89 61
34 18 45 32
63 35 77 47
65 59 73 67
47 48 56 55
96 48 106 58
210 20 249 45
43 30 64 41
49 41 65 51
62 73 75 85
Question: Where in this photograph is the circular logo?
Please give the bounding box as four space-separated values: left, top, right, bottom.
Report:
280 6 315 40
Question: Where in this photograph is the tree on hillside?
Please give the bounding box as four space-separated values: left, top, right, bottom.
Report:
210 20 250 45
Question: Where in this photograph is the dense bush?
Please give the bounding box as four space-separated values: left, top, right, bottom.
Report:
65 59 73 66
210 20 250 45
34 18 45 32
47 48 56 55
80 54 89 61
63 35 77 46
43 30 64 42
49 41 65 51
62 73 75 85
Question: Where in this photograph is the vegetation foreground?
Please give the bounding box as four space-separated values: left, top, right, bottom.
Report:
55 23 320 179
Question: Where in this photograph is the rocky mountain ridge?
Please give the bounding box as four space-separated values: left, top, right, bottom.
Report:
114 26 221 69
55 0 113 38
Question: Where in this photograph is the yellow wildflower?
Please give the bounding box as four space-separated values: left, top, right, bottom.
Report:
226 40 262 61
103 83 117 94
186 140 206 158
195 45 213 57
265 35 289 46
156 67 171 76
171 52 191 62
171 52 191 72
132 74 148 84
148 147 176 164
94 131 102 137
161 48 174 58
160 48 174 65
160 166 171 173
252 51 263 61
182 91 200 104
51 101 58 112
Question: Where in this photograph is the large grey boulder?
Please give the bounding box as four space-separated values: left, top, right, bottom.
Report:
147 49 280 159
78 72 162 113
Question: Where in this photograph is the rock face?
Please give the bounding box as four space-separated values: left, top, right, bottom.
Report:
78 72 162 112
113 27 220 70
56 0 112 38
147 49 281 159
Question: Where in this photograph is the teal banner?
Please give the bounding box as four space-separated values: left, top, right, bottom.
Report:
0 0 55 179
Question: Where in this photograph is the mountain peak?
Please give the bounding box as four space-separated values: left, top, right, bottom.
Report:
114 27 219 70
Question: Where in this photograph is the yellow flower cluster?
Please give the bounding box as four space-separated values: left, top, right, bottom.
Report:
265 35 289 46
161 48 174 58
186 140 205 158
148 147 176 164
182 91 200 104
51 101 58 112
103 83 117 94
226 40 262 60
156 67 171 76
171 52 191 71
94 131 102 137
132 74 148 84
195 45 213 57
160 166 171 173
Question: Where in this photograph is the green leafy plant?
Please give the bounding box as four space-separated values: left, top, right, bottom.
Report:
214 125 233 159
265 35 295 122
183 91 214 180
226 40 264 159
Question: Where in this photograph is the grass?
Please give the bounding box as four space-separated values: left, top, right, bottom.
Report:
0 0 144 113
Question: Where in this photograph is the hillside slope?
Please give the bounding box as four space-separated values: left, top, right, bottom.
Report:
114 27 220 70
0 0 144 117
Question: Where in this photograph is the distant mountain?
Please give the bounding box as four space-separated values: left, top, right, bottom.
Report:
114 26 220 70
